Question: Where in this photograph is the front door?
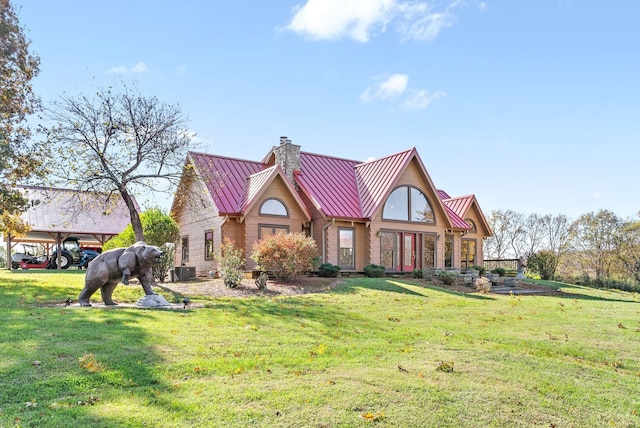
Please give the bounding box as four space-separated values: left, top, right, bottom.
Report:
402 233 416 271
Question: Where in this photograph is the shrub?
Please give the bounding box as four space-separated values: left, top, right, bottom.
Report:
318 263 341 278
412 268 423 278
492 267 506 277
475 277 491 294
218 239 244 288
470 265 486 276
527 250 558 280
363 264 385 278
153 243 175 283
103 208 180 251
251 233 319 282
438 271 456 285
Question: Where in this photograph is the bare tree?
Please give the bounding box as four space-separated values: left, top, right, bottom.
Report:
43 83 193 241
485 209 525 259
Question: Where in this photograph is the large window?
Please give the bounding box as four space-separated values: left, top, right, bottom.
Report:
259 198 288 216
382 186 434 223
444 234 453 268
338 228 355 269
424 234 436 268
181 236 189 262
461 239 476 270
204 230 213 260
259 224 289 239
380 232 395 268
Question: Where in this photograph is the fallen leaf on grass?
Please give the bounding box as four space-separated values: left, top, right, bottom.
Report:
360 412 384 422
436 361 454 373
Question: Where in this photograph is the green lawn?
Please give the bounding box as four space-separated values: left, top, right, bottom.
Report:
0 270 639 427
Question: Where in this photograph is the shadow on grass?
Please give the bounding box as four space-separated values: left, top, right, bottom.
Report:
328 277 494 300
0 275 187 427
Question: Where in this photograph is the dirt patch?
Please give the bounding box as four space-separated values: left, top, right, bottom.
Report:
158 276 343 298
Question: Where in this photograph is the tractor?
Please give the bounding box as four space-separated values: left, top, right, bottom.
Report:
49 237 100 269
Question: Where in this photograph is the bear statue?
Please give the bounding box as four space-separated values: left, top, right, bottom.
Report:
78 241 163 307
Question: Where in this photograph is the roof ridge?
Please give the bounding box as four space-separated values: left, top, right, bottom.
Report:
355 147 414 168
300 151 360 164
189 151 262 165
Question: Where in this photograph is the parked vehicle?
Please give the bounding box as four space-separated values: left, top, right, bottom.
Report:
11 244 45 269
13 238 101 270
49 238 100 269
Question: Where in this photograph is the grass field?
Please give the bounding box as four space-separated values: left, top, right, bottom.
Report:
0 270 639 427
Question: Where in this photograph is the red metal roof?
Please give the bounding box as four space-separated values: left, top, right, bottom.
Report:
189 151 263 215
296 152 362 218
187 148 484 231
441 193 492 235
355 149 414 218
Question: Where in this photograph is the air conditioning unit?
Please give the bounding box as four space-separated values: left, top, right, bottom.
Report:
174 266 196 281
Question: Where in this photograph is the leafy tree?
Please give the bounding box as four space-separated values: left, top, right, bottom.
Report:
571 209 621 283
42 82 192 241
613 213 640 284
102 208 179 282
251 233 318 282
0 0 42 241
527 250 558 280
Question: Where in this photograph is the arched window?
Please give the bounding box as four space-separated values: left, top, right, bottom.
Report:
382 186 435 223
465 219 477 233
259 198 288 217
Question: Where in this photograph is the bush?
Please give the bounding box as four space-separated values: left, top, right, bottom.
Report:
470 265 486 276
318 263 341 278
491 267 506 277
412 268 423 278
251 233 319 282
153 243 174 283
527 250 558 280
363 264 385 278
438 271 456 285
218 239 245 288
103 207 180 251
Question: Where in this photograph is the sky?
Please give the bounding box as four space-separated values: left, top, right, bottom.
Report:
12 0 640 220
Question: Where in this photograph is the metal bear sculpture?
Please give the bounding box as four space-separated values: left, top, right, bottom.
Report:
78 241 163 307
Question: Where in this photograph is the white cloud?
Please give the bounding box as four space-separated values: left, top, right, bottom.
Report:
286 0 473 42
107 62 148 75
400 89 446 110
361 73 445 110
360 73 408 102
287 0 394 42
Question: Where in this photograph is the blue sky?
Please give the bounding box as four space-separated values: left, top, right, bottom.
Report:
14 0 640 219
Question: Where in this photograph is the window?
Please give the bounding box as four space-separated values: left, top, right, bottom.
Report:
423 234 436 268
461 239 476 270
259 198 288 216
204 230 213 260
444 234 453 268
382 186 434 223
465 219 477 233
181 236 189 262
338 228 355 269
380 232 395 269
259 224 289 239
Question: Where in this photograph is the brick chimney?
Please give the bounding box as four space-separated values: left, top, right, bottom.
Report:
273 136 301 182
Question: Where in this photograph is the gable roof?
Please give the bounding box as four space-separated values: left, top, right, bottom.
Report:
183 147 486 231
187 152 310 219
440 193 492 235
188 151 263 215
15 186 133 242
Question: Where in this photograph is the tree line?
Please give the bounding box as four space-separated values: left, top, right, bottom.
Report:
485 209 640 289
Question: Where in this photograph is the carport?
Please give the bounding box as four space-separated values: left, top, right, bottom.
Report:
4 186 136 269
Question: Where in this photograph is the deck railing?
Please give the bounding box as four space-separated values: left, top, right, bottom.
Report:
483 259 518 271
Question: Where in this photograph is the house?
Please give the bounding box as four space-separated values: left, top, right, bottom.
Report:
171 137 492 276
3 186 135 268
